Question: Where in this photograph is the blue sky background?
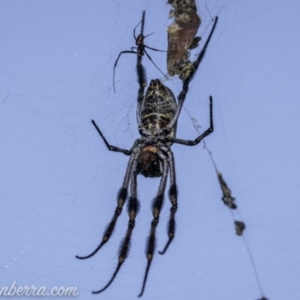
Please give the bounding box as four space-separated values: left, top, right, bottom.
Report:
0 1 299 299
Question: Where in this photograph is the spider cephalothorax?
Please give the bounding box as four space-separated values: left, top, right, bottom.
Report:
77 11 218 298
136 146 161 178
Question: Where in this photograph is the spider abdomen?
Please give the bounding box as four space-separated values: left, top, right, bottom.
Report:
141 79 177 136
142 115 170 133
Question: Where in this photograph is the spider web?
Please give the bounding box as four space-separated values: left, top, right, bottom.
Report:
0 1 299 300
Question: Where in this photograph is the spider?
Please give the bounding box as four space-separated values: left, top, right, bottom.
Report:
76 14 218 297
113 11 168 92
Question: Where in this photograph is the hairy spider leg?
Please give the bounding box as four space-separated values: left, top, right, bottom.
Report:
93 159 140 294
136 55 147 127
138 150 169 297
158 146 178 254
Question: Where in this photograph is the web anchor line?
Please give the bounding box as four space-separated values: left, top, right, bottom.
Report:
186 109 269 300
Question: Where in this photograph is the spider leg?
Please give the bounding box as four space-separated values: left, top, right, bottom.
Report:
91 120 132 155
130 46 139 52
76 155 135 260
138 150 169 297
113 50 138 92
166 16 218 131
93 159 140 294
133 11 145 40
144 45 168 52
184 16 218 85
136 55 147 128
143 49 168 79
169 96 213 146
158 147 178 255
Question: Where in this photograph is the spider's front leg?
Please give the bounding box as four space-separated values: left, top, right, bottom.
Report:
91 120 132 155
